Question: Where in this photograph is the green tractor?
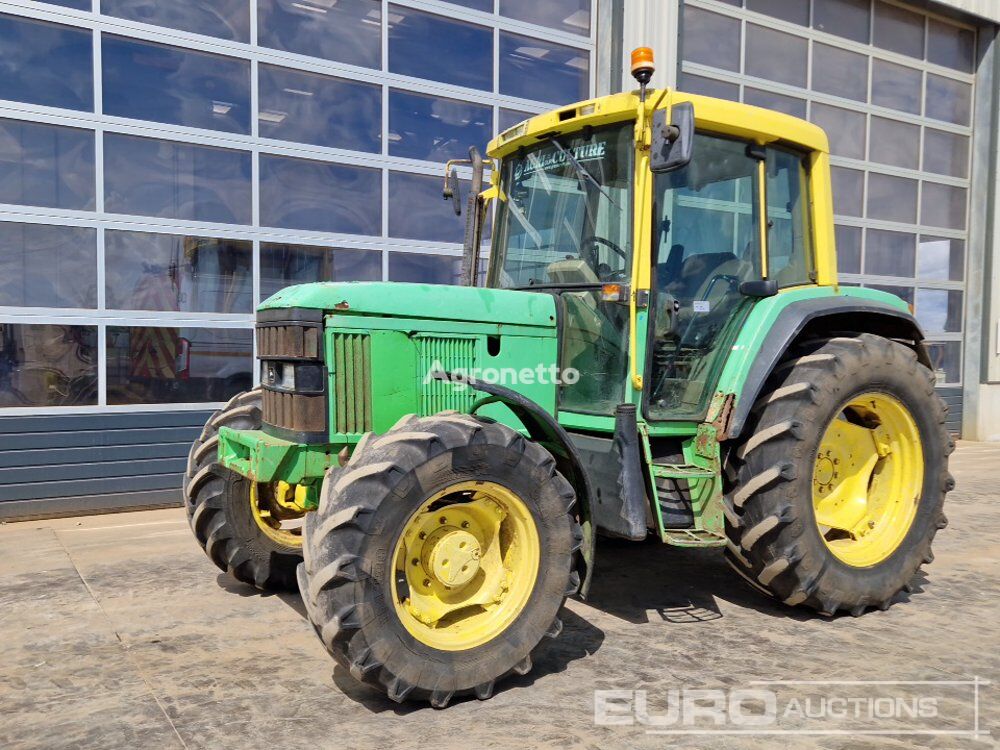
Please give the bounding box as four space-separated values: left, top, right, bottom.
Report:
183 54 952 707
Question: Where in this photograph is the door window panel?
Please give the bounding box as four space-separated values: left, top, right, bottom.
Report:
106 326 252 404
102 0 251 42
0 324 97 407
649 134 761 420
261 244 382 299
0 14 93 112
104 231 252 313
0 222 96 309
258 0 381 70
766 148 813 287
0 119 95 211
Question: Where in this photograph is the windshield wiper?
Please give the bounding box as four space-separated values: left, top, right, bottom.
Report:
547 136 620 210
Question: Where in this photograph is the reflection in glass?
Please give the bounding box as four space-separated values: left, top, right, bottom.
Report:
500 32 589 105
924 341 961 383
766 148 812 287
927 19 975 73
923 129 969 178
830 167 863 217
102 36 250 134
918 236 964 281
0 119 95 211
0 324 97 407
0 223 96 309
682 7 740 72
388 252 461 284
810 103 865 160
41 0 90 8
812 44 868 102
498 108 536 133
834 225 862 274
104 134 251 224
499 0 590 36
744 88 806 118
873 1 925 59
260 244 382 299
679 73 739 102
747 0 807 24
259 155 380 235
107 326 253 404
0 14 93 112
258 0 381 69
921 182 967 230
105 231 252 313
916 288 963 333
259 65 380 152
925 74 972 126
813 0 870 44
388 6 491 91
101 0 251 42
865 229 915 277
867 283 913 305
388 172 466 243
745 25 807 87
871 60 922 115
869 116 919 170
389 90 492 162
867 173 918 224
448 0 491 10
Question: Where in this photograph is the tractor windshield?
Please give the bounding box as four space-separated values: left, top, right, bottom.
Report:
490 122 633 289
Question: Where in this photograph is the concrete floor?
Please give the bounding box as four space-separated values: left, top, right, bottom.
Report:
1 443 997 750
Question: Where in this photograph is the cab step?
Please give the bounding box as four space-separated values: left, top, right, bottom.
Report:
650 463 717 480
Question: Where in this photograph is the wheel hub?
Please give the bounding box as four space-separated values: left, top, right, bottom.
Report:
811 392 923 567
423 527 482 587
391 481 540 651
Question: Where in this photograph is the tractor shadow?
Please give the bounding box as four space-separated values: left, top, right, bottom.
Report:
582 536 930 624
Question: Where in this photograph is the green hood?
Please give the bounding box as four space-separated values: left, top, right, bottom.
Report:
259 281 557 329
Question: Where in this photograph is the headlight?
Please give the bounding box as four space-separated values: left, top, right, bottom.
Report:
261 361 325 393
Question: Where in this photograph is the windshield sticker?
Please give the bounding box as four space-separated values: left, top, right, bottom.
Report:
515 141 608 181
693 300 710 313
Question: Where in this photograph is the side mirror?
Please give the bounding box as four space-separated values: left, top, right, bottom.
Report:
442 167 462 216
739 279 779 298
651 101 694 173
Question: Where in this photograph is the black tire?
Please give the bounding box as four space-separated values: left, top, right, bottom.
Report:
298 412 582 707
183 388 302 591
723 333 953 616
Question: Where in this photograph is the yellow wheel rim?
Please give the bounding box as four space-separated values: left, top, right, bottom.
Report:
390 480 540 651
249 481 304 549
812 392 923 567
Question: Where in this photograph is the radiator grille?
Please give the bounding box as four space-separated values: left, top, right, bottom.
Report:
418 336 477 415
262 390 326 434
332 333 372 434
257 324 321 360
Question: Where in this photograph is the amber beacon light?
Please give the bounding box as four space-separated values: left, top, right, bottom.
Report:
630 46 655 101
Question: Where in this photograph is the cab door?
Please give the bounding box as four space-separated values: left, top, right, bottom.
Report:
645 133 764 421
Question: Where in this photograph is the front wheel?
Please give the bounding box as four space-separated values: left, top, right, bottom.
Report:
298 412 581 707
724 334 953 616
184 389 304 590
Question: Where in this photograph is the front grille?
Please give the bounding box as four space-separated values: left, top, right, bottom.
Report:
256 312 327 439
257 324 321 360
332 332 372 434
417 336 477 414
262 390 327 433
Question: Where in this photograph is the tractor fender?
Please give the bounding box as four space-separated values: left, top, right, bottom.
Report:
725 296 928 441
431 372 596 599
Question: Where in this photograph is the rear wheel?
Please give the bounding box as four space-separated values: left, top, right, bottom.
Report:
184 389 304 590
298 412 581 707
724 334 953 616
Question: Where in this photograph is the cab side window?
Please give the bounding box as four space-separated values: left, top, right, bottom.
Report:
766 148 814 287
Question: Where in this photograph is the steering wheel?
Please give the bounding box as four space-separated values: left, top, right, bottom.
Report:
581 236 628 280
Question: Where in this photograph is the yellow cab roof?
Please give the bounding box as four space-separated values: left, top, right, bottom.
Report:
487 89 830 159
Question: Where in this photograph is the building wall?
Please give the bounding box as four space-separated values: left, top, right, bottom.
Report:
0 0 596 517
